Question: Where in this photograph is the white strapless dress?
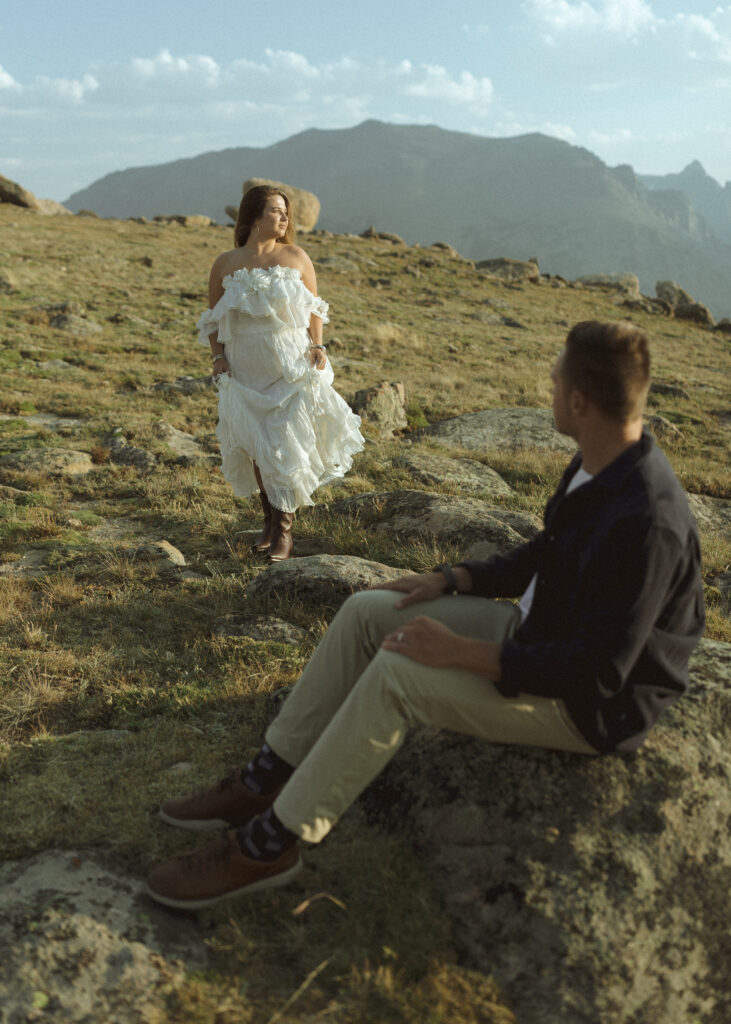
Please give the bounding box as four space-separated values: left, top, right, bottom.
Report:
196 265 364 512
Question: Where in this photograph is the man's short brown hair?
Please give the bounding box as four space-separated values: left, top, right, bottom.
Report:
564 320 651 422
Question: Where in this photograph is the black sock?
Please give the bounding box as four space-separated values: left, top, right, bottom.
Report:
235 807 297 862
241 742 294 796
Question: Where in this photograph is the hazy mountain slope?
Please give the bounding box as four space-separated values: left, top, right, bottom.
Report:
64 121 731 318
639 161 731 245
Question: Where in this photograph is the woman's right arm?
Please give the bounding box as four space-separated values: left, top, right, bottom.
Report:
208 256 230 376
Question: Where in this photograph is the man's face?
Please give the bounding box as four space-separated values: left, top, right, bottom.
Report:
551 350 576 438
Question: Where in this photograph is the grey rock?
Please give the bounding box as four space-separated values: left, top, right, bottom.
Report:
420 408 577 453
0 447 93 477
108 436 157 472
576 271 640 295
0 850 205 1024
244 554 405 609
390 453 514 497
37 358 74 370
714 318 731 334
132 540 187 570
649 380 690 400
49 313 103 335
351 381 407 437
675 300 715 327
686 493 731 539
333 490 540 553
213 614 311 645
153 214 212 227
360 637 731 1024
646 414 684 440
153 374 212 395
655 280 695 308
0 269 18 293
710 570 731 615
620 297 670 316
475 258 540 284
152 419 215 463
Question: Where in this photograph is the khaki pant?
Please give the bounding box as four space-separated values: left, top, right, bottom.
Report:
268 589 597 843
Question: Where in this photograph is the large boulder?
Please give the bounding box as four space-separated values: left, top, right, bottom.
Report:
333 490 541 554
420 408 577 453
0 448 93 477
242 178 320 232
391 453 514 498
655 280 695 308
475 258 540 284
351 381 407 437
0 174 70 215
361 637 731 1024
575 272 640 296
0 849 205 1022
244 554 404 609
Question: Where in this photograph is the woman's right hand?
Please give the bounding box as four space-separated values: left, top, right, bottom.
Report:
212 356 230 378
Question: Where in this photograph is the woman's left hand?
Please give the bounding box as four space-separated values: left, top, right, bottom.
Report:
309 345 327 370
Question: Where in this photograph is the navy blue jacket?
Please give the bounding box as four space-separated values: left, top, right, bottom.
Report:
460 431 705 752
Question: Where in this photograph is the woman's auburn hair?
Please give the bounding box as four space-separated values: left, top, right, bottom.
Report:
234 186 295 247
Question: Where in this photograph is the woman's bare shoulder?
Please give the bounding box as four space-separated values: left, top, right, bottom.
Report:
276 244 312 268
211 247 243 274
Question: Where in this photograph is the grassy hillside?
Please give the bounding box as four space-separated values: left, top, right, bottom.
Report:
0 205 729 1023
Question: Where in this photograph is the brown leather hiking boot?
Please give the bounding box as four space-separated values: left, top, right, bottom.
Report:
146 830 302 910
252 464 272 551
159 771 279 831
267 508 294 562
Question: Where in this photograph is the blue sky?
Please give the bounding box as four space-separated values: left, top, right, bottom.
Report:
1 0 730 201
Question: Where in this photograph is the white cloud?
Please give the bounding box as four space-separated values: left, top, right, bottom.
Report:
525 0 657 37
405 65 493 104
589 127 633 145
544 121 577 141
0 64 20 90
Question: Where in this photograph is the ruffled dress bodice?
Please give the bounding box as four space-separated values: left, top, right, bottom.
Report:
196 264 363 512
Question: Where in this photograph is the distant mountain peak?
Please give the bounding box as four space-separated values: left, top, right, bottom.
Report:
681 160 708 178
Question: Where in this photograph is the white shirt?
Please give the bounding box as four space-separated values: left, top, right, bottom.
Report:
518 465 594 622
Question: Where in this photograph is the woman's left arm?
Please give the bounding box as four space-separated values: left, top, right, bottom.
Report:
298 250 327 369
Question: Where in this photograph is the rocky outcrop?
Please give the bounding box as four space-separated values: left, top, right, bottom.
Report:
351 381 407 437
390 453 514 498
420 408 577 453
476 258 541 284
108 434 157 472
656 281 716 326
0 174 70 215
242 178 320 232
576 271 640 296
360 637 731 1024
244 554 404 609
152 374 213 395
0 448 93 477
333 490 540 554
153 214 212 227
686 493 731 538
213 614 311 645
0 849 205 1023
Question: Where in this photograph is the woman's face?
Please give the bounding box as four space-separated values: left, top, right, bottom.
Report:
258 195 289 238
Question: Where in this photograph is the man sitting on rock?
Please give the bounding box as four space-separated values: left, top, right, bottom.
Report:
147 320 705 910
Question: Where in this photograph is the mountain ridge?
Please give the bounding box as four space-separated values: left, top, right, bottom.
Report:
64 120 731 318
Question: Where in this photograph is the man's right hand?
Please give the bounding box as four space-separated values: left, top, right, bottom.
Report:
369 571 449 610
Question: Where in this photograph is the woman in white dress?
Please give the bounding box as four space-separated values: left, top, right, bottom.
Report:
197 186 364 561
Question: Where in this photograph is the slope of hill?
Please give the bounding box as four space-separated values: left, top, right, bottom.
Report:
639 161 731 245
64 120 731 318
1 203 730 1024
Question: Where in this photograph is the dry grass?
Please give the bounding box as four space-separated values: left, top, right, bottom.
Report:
0 204 728 1022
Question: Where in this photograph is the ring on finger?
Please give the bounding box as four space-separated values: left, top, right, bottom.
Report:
396 632 405 642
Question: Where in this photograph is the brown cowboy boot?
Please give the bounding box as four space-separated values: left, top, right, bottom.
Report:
252 463 272 551
268 508 294 562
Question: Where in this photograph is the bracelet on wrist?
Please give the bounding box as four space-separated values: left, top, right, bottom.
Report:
309 344 326 351
211 353 225 362
433 563 459 595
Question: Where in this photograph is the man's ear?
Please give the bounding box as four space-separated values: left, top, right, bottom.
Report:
570 389 589 417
